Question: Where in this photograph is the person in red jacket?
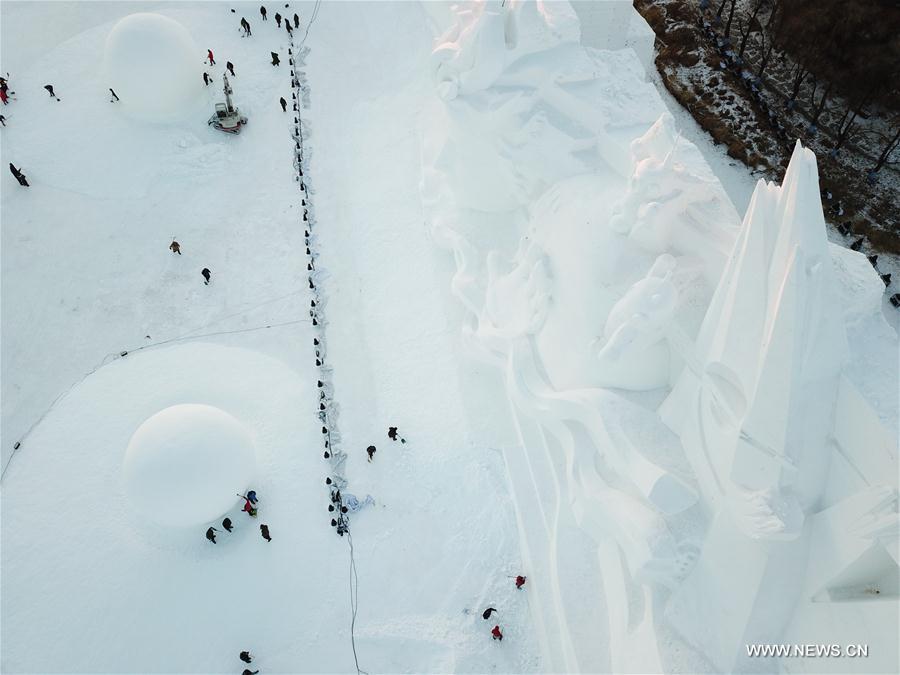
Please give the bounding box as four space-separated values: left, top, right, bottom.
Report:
241 496 257 517
515 575 526 589
491 625 503 641
207 49 215 65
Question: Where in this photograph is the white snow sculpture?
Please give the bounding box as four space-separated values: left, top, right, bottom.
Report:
105 13 202 121
480 240 552 344
610 113 736 284
661 142 899 671
123 404 256 527
661 141 847 529
594 254 678 390
430 0 580 100
422 1 899 667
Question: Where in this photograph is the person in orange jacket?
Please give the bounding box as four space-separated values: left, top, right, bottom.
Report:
491 625 503 641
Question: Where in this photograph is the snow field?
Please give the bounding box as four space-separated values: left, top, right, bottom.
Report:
2 3 540 673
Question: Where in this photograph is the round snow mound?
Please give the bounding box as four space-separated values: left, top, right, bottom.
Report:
104 13 202 121
123 404 256 527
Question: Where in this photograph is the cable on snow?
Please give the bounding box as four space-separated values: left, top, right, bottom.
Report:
1 315 310 481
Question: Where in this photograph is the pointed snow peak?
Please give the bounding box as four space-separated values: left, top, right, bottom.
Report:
773 141 827 267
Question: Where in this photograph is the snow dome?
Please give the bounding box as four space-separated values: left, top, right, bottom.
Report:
123 404 256 527
104 13 202 121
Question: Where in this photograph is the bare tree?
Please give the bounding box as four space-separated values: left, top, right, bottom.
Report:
787 62 810 106
755 30 777 78
716 0 729 19
764 0 782 31
832 105 861 153
737 0 766 59
870 124 900 173
809 80 834 128
724 0 739 38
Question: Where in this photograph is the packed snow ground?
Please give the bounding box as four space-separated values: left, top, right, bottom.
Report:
2 2 539 673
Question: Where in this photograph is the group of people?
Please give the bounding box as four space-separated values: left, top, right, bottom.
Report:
290 30 413 535
4 70 121 187
365 426 407 463
239 650 258 675
238 6 301 39
202 48 238 87
5 77 64 187
283 40 357 537
481 575 528 643
259 5 301 31
205 490 272 544
167 237 214 286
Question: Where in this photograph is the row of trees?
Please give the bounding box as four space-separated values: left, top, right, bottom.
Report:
710 0 900 171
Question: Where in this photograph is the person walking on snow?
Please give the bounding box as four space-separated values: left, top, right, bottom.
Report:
280 96 287 112
247 490 258 505
203 72 212 86
260 524 272 542
271 52 280 66
207 49 215 65
492 625 503 641
240 495 257 516
240 18 252 36
285 20 293 35
227 61 236 77
109 88 120 102
9 163 29 186
483 607 498 620
366 445 376 462
275 12 282 27
240 651 252 663
259 5 267 20
169 240 181 255
206 527 218 544
222 517 233 532
388 426 406 443
515 575 526 589
44 84 60 101
0 115 6 126
293 13 299 28
0 77 12 105
201 267 211 284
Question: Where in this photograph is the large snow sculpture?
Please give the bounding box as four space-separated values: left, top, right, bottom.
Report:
422 3 897 673
105 13 202 121
662 142 898 672
661 141 847 533
123 404 256 527
421 5 716 671
430 0 580 100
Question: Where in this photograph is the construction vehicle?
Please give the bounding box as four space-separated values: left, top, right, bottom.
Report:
208 73 247 134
